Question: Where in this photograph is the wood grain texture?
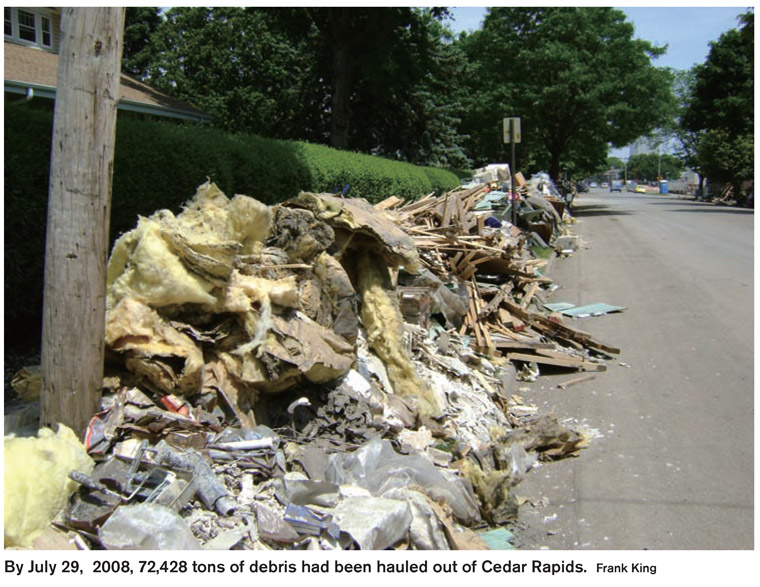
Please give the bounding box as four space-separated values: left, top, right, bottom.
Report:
41 8 125 436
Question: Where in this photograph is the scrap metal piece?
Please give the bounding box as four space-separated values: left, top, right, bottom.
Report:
153 441 237 516
283 503 341 540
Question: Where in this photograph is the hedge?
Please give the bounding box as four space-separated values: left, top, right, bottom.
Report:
4 104 461 342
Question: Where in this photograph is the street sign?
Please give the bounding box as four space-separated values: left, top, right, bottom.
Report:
503 117 521 143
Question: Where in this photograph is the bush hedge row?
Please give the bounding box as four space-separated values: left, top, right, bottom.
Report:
4 104 462 342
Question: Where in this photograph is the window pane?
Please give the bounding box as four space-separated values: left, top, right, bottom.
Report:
4 8 12 37
18 10 36 42
41 16 51 46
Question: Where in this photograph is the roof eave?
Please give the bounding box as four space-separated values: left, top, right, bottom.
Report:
4 80 212 123
117 98 212 123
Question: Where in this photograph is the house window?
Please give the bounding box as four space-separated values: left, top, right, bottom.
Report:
41 16 51 46
18 10 36 43
5 8 53 49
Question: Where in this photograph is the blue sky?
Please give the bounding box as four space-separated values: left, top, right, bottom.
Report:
445 6 750 71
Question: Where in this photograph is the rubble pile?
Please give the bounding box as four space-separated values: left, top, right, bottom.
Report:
5 176 619 551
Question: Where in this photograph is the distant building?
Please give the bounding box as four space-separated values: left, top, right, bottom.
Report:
4 7 211 122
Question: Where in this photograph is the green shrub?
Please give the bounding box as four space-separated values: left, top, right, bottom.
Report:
423 166 463 194
4 103 461 340
4 106 52 343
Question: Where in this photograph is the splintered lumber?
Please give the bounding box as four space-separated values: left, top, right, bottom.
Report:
506 353 607 372
393 182 619 363
375 196 405 210
501 299 620 355
441 194 455 227
479 283 514 319
558 374 597 389
470 281 493 350
520 282 540 309
490 338 554 351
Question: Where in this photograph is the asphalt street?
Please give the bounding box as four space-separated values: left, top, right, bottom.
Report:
511 188 754 550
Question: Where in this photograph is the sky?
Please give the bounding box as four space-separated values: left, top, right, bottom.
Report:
445 5 751 72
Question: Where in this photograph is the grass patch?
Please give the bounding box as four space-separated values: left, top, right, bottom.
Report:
530 245 554 259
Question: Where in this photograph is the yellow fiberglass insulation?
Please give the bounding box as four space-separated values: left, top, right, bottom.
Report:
356 250 441 419
453 458 515 525
106 181 272 310
4 425 94 548
107 216 217 309
215 271 298 315
176 182 271 255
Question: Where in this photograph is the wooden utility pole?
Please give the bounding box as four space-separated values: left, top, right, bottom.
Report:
41 8 125 436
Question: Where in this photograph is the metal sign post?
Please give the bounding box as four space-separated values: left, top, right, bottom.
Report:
503 117 521 226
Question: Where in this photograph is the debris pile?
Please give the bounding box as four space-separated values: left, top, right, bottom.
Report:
5 175 620 550
380 174 619 367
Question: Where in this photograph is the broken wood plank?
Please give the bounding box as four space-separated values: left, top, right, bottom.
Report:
520 282 540 309
455 194 466 228
558 374 597 389
534 348 585 360
490 339 555 351
441 194 455 227
374 195 404 210
479 283 513 319
506 353 607 372
459 264 478 280
456 250 478 272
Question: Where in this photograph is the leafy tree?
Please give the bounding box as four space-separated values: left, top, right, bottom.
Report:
669 70 701 165
682 11 753 193
142 7 311 139
291 7 468 166
131 7 469 167
304 8 415 150
457 8 675 180
122 7 162 78
344 10 470 167
627 152 683 181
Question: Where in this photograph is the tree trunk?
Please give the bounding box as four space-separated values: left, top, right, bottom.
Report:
41 8 125 437
548 150 562 183
329 43 352 150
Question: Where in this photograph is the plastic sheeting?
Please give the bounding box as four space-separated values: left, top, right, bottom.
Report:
324 437 480 525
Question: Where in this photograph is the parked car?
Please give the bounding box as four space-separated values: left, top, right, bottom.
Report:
590 182 598 188
635 184 647 193
576 181 589 193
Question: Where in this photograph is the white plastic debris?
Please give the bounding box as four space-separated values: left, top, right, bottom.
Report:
99 503 200 550
331 496 412 550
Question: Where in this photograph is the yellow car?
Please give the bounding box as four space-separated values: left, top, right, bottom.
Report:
635 184 647 193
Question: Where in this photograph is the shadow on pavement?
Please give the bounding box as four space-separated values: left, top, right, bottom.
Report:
643 199 754 214
571 203 633 217
660 207 754 215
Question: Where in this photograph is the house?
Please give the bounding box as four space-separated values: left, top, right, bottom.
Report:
4 7 210 123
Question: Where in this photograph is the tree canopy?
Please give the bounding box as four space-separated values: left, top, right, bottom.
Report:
141 8 310 140
456 7 675 180
681 10 753 191
627 153 683 182
125 7 677 176
136 7 469 168
122 7 162 77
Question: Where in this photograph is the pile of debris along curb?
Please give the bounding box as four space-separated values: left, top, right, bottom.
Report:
5 172 620 551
